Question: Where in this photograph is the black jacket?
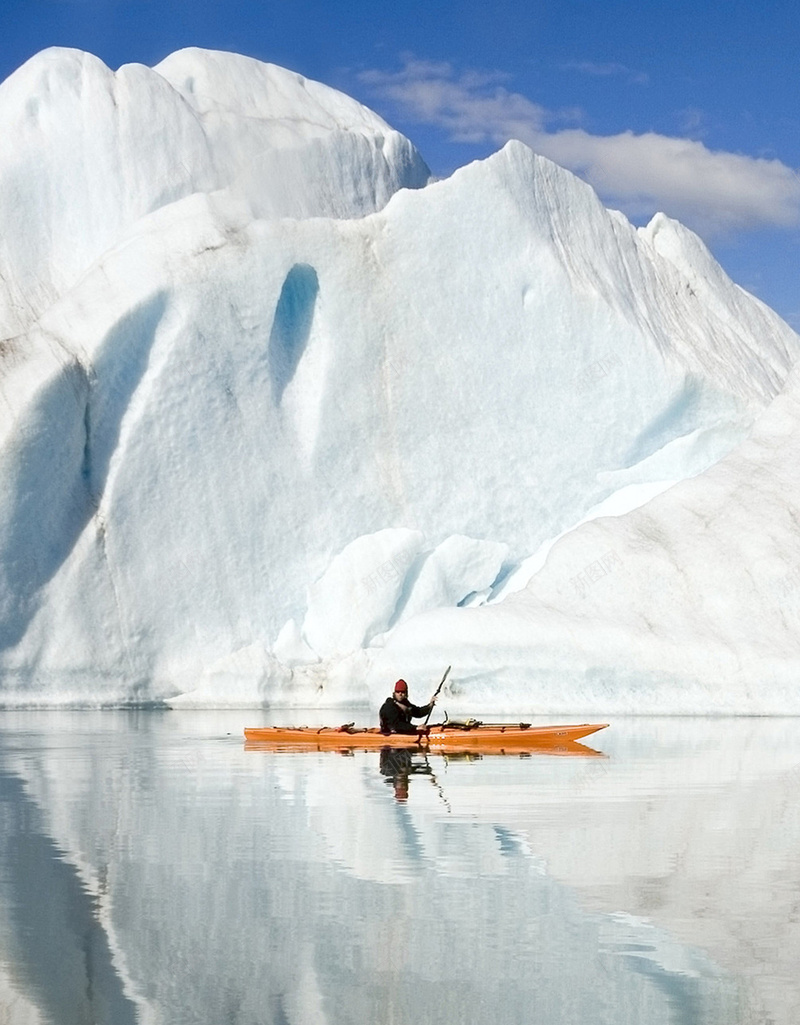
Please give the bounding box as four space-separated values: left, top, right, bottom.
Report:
379 695 433 734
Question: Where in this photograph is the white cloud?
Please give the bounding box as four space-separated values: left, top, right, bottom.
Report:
360 59 800 237
360 59 547 144
539 129 800 234
560 60 649 85
677 107 706 136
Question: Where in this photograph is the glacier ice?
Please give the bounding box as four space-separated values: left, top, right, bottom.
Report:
377 366 800 714
0 48 798 710
0 47 429 340
302 528 425 658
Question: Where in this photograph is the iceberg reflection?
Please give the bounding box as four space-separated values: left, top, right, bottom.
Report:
1 712 789 1024
0 768 140 1025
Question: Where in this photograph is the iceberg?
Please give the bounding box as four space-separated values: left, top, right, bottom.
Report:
0 48 798 710
0 46 430 340
377 359 800 715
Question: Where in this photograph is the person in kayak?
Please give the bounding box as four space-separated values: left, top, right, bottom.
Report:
379 679 434 735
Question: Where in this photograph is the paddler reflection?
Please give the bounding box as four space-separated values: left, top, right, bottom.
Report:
379 747 432 802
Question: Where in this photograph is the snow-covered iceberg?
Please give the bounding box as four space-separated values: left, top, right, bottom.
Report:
0 46 430 340
0 48 798 709
378 359 800 714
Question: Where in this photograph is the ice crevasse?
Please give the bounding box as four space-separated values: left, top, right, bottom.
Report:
0 47 798 711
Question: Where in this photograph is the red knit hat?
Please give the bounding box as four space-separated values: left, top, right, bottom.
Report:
393 679 408 693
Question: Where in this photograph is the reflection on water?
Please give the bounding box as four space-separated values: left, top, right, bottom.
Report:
374 745 600 805
0 768 138 1025
0 712 798 1024
378 747 433 802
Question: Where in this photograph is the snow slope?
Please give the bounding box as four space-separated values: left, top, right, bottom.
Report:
0 49 798 708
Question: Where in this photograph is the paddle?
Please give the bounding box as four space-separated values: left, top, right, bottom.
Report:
422 665 452 728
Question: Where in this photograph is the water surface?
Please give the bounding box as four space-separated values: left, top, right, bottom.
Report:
0 711 798 1024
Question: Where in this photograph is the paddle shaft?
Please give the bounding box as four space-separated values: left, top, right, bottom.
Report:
423 666 451 727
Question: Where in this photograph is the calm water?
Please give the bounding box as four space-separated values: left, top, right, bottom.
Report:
0 711 798 1025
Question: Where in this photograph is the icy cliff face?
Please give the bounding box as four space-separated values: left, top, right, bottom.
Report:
0 47 429 338
0 49 798 707
378 362 800 713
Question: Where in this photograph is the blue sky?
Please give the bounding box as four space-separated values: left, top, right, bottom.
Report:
2 0 798 326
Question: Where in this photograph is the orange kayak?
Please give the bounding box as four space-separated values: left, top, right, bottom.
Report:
243 722 609 753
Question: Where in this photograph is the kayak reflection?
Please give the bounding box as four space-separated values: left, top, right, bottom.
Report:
243 737 607 757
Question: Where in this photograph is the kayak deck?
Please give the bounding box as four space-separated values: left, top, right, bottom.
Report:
243 722 609 751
